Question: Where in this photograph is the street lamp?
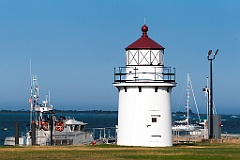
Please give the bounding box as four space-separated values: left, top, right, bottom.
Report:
207 49 219 139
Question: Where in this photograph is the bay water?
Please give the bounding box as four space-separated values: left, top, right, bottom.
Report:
0 112 239 145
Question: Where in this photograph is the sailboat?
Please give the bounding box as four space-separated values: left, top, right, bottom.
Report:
172 73 203 132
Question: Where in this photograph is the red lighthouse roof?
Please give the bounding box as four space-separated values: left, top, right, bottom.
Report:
126 24 165 50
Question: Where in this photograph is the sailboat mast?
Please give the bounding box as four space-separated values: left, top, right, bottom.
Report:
186 73 190 125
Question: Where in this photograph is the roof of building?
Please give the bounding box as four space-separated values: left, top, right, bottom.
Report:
125 24 165 50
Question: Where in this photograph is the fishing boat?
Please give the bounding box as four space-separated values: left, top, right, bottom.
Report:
4 75 94 146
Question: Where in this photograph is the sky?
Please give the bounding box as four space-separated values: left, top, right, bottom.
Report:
0 0 239 114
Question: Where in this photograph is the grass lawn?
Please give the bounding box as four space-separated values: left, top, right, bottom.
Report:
0 143 240 160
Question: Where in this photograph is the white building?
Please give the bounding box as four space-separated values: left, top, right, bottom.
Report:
113 24 176 147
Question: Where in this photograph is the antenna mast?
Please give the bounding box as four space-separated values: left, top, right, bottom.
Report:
29 59 33 130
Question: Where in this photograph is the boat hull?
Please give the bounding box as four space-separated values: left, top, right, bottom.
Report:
4 130 94 146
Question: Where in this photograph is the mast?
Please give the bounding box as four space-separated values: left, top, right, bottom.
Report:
186 73 190 125
29 59 33 130
186 73 201 124
32 75 39 124
48 90 51 105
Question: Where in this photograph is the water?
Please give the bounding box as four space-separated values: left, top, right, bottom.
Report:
0 112 118 145
172 114 240 134
1 112 240 145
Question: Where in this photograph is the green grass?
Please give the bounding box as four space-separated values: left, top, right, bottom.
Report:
0 143 240 160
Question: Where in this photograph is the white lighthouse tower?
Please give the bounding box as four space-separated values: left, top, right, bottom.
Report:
113 24 176 147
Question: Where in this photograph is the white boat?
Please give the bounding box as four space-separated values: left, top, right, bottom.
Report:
172 124 196 131
4 75 94 146
231 115 239 118
172 73 203 132
173 118 188 125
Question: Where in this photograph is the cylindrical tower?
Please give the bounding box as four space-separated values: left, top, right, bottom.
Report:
113 24 176 147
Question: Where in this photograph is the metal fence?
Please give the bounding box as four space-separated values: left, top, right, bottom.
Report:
113 66 176 83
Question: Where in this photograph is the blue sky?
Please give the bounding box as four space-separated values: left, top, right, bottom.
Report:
0 0 239 114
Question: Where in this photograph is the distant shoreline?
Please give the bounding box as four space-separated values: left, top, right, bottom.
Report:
0 110 237 116
0 109 118 114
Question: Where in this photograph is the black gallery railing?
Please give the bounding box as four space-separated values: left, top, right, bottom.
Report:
113 66 176 83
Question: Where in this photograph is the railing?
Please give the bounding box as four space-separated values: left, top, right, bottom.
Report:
86 127 117 144
114 66 176 83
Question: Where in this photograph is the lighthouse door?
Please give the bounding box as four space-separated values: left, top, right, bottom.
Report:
148 111 161 142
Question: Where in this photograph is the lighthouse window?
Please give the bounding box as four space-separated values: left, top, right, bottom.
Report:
151 135 161 138
152 117 157 123
138 86 142 92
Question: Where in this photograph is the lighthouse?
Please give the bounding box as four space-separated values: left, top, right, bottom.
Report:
113 24 176 147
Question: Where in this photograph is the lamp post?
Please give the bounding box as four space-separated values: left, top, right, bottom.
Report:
207 49 218 139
